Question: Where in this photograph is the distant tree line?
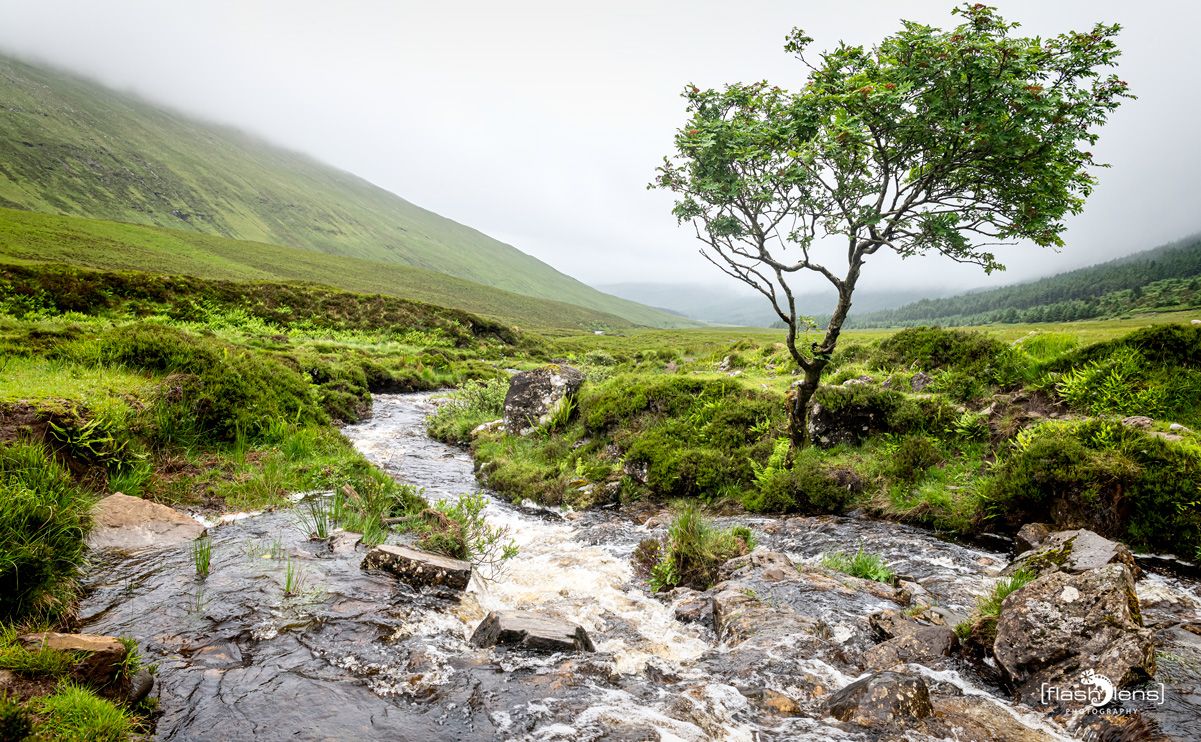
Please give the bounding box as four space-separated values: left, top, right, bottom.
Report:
848 235 1201 327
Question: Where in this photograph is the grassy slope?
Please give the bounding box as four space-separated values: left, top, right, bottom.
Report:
0 207 642 331
0 54 691 329
852 234 1201 327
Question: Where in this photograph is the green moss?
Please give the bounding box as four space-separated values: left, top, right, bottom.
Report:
982 421 1201 557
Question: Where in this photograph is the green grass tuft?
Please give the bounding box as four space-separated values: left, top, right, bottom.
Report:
820 549 895 584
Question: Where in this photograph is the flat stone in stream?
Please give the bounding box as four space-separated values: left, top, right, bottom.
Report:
19 632 127 686
88 492 206 551
361 544 472 590
470 610 595 652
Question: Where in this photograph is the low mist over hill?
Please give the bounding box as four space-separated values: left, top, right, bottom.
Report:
0 54 689 328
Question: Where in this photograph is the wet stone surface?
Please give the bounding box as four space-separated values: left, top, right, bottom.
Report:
77 393 1201 741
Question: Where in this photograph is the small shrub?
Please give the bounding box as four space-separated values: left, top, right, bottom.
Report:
644 505 755 592
886 435 944 482
1055 346 1166 416
744 463 850 514
955 567 1037 644
874 327 1019 385
583 349 618 366
982 421 1201 556
413 493 518 578
820 549 895 583
426 378 509 443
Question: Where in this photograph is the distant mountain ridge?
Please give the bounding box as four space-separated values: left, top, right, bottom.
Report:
851 235 1201 327
0 52 690 328
598 282 950 327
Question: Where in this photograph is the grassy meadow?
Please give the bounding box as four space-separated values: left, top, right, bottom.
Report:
435 314 1201 568
0 253 1198 735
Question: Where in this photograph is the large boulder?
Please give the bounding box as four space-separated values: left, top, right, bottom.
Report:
88 493 206 551
1005 528 1141 580
824 671 933 727
361 544 472 590
19 632 127 686
470 610 594 652
993 563 1155 705
503 364 585 435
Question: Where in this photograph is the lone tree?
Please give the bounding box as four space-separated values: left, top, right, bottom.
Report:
653 4 1130 444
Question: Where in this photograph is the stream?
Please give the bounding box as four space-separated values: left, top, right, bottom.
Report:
78 393 1201 740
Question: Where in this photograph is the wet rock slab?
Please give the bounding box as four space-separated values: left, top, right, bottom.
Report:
470 610 595 653
361 543 472 590
88 492 206 551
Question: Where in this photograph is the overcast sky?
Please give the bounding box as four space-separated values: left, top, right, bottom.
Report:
0 0 1197 293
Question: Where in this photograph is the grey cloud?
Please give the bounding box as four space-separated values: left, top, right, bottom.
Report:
0 0 1196 290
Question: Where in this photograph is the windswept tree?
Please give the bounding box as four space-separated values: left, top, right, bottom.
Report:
653 3 1131 444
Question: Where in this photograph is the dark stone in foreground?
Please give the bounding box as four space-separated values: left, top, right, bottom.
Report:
825 671 933 726
470 610 595 653
361 544 472 590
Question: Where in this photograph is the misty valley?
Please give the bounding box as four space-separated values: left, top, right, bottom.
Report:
1 3 1200 742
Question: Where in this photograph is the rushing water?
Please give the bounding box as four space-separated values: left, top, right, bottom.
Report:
78 393 1201 740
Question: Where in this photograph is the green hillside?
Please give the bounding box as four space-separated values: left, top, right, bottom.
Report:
0 53 689 328
0 207 647 331
853 235 1201 328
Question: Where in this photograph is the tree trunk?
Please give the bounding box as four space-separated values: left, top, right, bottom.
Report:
787 365 823 447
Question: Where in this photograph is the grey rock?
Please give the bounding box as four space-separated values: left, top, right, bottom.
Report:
329 530 362 555
361 544 472 590
842 375 874 386
668 588 712 625
993 563 1155 705
503 364 585 435
929 695 1058 741
470 610 594 652
825 671 933 726
1121 415 1154 429
909 371 933 392
88 493 206 551
717 355 734 372
1005 528 1140 580
868 609 922 640
470 419 505 439
1169 422 1189 433
864 625 958 670
126 668 155 705
1014 522 1053 553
